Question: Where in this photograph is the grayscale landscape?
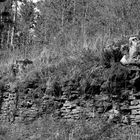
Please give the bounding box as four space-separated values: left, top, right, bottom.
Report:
1 0 140 139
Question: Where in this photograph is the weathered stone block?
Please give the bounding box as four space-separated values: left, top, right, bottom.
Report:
129 96 135 100
132 109 140 115
129 105 140 109
131 100 140 106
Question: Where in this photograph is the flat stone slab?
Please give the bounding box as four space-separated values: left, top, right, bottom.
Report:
131 100 140 106
71 91 79 94
132 109 140 115
133 93 140 97
129 96 136 100
130 115 140 119
129 105 140 109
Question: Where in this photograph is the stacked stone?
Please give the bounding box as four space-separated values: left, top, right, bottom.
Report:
19 104 39 123
0 82 17 122
61 80 80 101
129 90 140 124
60 79 82 120
61 101 82 120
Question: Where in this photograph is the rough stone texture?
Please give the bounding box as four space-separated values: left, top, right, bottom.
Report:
0 82 17 122
128 89 140 124
1 58 140 126
59 79 95 120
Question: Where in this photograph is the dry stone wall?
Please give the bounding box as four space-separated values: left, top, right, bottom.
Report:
1 60 140 125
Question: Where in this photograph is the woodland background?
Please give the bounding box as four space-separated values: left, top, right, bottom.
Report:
1 0 140 57
0 0 140 140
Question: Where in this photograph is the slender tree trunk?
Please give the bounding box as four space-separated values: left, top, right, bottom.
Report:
1 31 4 49
73 0 75 24
61 2 64 33
7 24 10 47
82 1 88 50
0 10 2 48
10 0 17 50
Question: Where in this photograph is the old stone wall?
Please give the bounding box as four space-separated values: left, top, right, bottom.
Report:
0 59 140 125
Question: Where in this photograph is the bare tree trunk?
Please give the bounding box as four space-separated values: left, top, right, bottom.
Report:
10 0 17 50
82 1 88 50
0 10 2 48
61 2 64 33
73 0 75 24
7 24 10 47
1 31 4 49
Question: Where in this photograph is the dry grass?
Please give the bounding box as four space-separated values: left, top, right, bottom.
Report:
0 115 140 140
0 33 111 82
0 34 137 140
